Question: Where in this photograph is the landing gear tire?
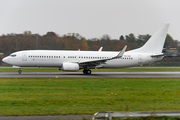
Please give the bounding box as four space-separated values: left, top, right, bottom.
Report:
18 70 22 74
83 70 86 74
83 69 91 75
86 70 91 75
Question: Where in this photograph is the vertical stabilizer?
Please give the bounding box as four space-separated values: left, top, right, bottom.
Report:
132 23 170 53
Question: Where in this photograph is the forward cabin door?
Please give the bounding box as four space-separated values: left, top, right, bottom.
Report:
22 52 27 61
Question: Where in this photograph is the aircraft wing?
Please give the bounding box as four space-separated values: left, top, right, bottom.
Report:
79 45 127 67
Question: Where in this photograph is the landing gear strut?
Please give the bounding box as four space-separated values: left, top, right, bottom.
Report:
18 69 22 74
83 69 91 75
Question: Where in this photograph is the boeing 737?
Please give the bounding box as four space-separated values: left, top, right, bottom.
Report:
2 23 170 75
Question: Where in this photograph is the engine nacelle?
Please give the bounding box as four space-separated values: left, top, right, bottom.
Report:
62 62 79 71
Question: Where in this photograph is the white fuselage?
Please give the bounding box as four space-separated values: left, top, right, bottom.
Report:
2 50 163 69
2 23 169 74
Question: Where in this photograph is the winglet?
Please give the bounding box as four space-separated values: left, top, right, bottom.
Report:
98 47 103 52
112 45 127 59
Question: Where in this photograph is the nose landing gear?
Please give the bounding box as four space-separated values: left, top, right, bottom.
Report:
83 69 91 75
18 69 22 74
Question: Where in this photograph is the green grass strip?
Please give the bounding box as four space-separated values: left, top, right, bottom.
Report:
0 78 180 116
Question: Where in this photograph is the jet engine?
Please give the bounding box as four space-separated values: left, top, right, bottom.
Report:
62 62 79 71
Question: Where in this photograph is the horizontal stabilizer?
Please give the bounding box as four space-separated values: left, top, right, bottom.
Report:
151 53 164 57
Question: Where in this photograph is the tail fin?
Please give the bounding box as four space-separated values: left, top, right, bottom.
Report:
132 23 170 53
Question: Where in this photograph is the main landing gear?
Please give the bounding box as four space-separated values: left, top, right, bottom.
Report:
83 69 91 75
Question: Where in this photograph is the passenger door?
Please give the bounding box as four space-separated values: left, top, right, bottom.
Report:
22 52 27 61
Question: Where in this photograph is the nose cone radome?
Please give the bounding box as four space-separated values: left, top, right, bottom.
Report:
2 57 10 64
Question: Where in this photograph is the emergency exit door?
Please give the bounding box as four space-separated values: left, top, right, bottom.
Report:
22 53 27 61
138 54 142 64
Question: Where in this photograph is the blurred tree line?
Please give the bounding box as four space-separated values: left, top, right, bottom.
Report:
0 31 178 57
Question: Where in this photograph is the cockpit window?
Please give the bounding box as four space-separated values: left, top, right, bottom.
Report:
10 54 17 57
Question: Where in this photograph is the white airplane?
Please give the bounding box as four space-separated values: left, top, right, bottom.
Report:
2 23 169 75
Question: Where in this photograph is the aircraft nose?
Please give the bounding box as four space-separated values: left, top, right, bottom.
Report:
2 57 9 64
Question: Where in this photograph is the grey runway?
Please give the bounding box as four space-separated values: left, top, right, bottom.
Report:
1 72 180 78
0 115 93 120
